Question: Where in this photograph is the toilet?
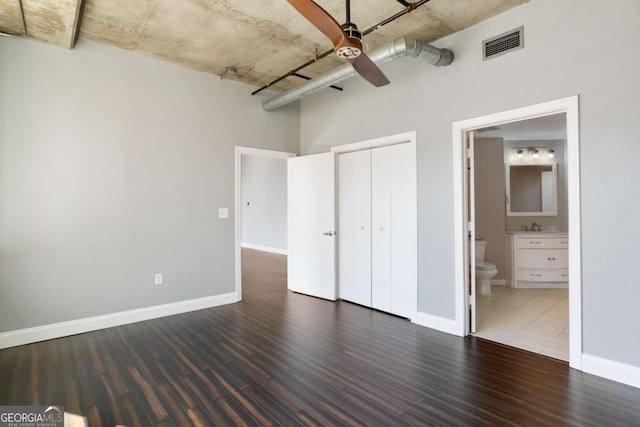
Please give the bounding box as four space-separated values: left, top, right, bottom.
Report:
475 239 497 296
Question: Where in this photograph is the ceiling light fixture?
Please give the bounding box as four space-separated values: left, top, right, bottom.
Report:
512 146 555 163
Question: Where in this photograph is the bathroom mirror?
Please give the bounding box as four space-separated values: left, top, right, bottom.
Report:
505 163 557 216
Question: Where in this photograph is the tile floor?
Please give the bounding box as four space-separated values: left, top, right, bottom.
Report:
474 286 569 361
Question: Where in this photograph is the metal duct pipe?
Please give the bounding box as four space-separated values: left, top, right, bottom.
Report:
262 37 453 112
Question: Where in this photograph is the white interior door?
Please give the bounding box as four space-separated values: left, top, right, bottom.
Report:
388 142 417 318
338 150 372 306
371 146 392 313
467 131 477 333
287 153 337 300
370 142 417 318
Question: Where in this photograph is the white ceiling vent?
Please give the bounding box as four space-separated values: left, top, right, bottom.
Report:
483 26 524 60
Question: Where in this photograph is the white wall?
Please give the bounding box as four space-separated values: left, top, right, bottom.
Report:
299 0 640 368
241 155 287 253
0 38 299 333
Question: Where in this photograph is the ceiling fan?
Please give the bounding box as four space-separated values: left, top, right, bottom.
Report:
288 0 391 87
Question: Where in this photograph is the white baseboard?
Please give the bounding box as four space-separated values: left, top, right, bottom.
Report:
412 311 463 336
582 354 640 389
0 292 238 349
490 279 506 286
241 242 287 255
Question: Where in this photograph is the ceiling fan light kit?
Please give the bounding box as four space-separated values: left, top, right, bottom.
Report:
336 45 361 59
336 23 362 59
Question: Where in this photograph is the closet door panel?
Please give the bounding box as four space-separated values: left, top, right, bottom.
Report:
338 153 355 302
371 146 392 313
353 151 372 306
338 150 371 306
389 142 417 318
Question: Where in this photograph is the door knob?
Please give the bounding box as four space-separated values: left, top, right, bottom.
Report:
323 231 334 236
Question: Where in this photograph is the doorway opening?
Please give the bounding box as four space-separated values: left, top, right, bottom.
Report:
234 147 296 301
452 96 582 370
472 114 569 361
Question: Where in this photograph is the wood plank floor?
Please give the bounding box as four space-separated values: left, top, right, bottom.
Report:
1 248 639 426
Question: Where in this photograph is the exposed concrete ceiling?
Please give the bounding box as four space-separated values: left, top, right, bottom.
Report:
1 0 82 48
1 0 529 92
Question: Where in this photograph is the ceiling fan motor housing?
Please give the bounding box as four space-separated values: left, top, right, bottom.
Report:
336 22 362 59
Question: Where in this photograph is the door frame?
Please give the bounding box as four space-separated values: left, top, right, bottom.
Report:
452 96 582 370
234 146 296 302
467 131 477 333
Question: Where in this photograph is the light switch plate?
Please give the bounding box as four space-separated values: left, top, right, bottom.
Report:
218 208 229 219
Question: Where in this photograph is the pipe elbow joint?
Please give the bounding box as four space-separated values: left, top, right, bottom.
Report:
434 48 454 67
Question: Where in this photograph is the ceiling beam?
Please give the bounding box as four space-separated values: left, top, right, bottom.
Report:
0 0 85 49
67 0 83 49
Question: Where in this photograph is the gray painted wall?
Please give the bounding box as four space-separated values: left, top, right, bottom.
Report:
0 38 299 333
299 0 640 366
241 155 288 251
474 138 506 281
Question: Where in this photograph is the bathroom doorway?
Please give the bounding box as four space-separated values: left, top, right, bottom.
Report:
453 96 582 369
473 114 570 361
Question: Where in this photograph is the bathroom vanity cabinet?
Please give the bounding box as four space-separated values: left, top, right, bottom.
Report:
506 233 569 288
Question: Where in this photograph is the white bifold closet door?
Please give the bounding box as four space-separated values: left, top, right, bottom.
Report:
338 142 416 318
338 150 372 306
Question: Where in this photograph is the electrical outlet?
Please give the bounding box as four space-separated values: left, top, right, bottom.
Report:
218 208 229 219
155 273 163 285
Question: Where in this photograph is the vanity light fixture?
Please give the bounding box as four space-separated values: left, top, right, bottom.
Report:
512 146 553 163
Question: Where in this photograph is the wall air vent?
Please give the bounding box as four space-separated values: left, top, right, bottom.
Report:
483 26 524 60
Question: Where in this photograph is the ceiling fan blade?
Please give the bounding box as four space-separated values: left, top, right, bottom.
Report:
349 53 390 87
288 0 345 48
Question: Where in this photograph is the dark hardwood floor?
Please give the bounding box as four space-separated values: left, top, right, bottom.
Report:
1 248 639 426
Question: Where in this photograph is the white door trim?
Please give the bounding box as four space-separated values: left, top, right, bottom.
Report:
467 131 477 333
452 96 582 370
234 146 296 302
331 131 416 154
